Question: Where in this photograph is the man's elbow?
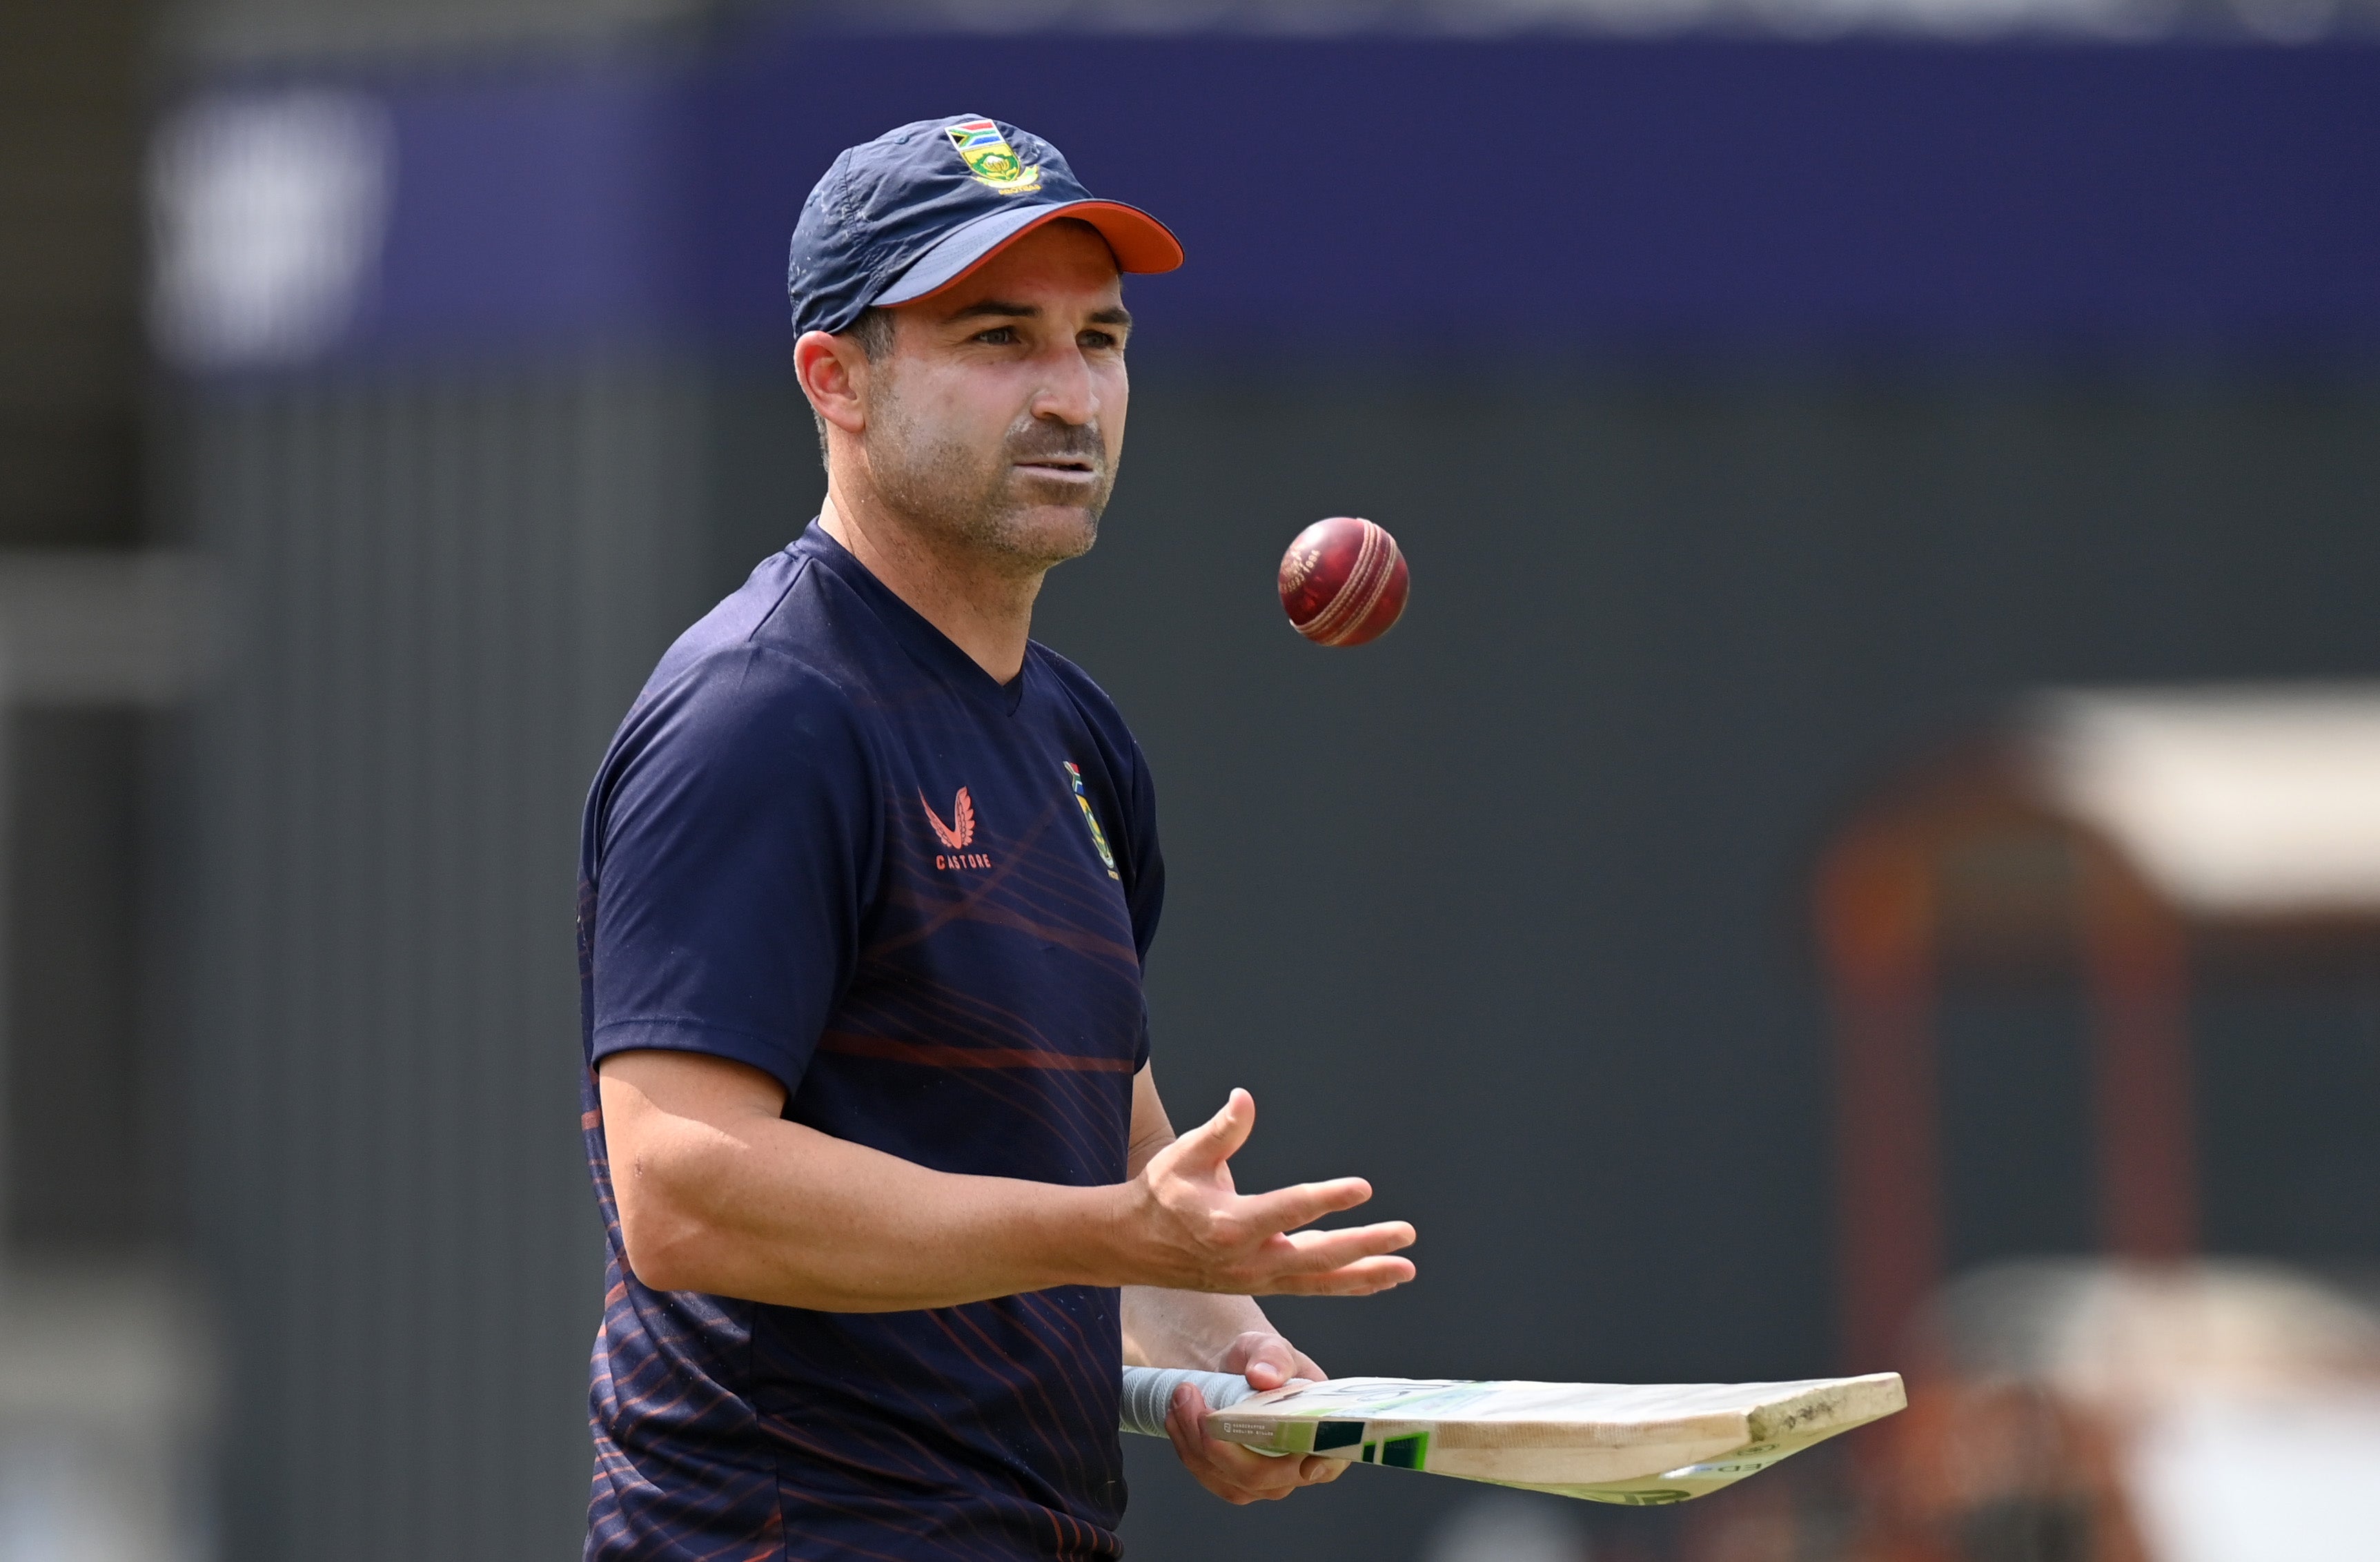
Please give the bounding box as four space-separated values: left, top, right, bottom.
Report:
618 1222 706 1294
613 1143 734 1294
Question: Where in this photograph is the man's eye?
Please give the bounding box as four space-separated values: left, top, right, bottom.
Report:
1080 331 1119 350
974 326 1018 345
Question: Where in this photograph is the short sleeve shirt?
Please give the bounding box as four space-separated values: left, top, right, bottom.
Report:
577 523 1163 1561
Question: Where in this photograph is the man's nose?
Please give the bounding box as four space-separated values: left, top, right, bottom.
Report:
1029 344 1101 427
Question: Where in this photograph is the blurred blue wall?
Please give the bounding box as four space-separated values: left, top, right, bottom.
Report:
259 32 2380 363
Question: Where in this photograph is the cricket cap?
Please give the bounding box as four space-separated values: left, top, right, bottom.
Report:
787 115 1184 339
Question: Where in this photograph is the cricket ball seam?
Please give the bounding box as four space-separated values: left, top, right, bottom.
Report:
1304 526 1378 644
1301 521 1394 645
1295 528 1370 643
1333 525 1403 644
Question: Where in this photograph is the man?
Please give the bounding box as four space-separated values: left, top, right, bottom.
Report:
577 115 1417 1560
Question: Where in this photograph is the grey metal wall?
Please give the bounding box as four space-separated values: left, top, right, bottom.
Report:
700 358 2380 1559
187 359 712 1561
1026 369 2380 1561
181 355 2380 1561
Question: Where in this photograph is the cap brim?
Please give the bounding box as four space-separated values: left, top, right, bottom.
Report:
874 199 1184 310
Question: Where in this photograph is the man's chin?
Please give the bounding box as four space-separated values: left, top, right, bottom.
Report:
990 505 1101 566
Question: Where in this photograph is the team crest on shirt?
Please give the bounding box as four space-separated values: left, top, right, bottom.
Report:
1064 762 1120 881
922 787 992 870
945 119 1042 195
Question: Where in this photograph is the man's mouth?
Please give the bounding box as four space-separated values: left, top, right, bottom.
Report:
1014 456 1098 481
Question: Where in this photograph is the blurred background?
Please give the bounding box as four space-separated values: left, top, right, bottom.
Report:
8 0 2380 1558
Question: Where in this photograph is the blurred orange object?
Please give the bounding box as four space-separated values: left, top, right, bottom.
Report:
1814 685 2380 1374
1849 1378 2147 1562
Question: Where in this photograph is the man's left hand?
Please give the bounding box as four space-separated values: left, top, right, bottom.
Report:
1163 1331 1350 1505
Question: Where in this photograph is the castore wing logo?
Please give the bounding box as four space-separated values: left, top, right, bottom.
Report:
921 787 992 870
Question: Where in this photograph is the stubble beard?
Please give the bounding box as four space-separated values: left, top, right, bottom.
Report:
867 387 1116 576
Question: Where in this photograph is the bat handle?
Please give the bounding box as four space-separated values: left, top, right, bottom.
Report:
1118 1366 1261 1436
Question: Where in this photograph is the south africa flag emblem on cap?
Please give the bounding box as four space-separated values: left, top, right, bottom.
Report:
945 119 1042 195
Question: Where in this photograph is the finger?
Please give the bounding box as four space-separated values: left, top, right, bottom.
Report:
1254 1254 1417 1297
1299 1455 1352 1485
1167 1088 1255 1174
1163 1382 1210 1469
1222 1222 1414 1288
1168 1384 1302 1504
1229 1334 1301 1390
1215 1331 1328 1389
1166 1418 1268 1506
1199 1441 1308 1498
1274 1220 1417 1271
1232 1177 1378 1236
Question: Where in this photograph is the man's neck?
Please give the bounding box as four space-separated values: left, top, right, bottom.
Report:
818 489 1042 684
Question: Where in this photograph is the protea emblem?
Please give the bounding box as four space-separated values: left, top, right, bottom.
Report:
944 119 1042 195
1064 762 1120 881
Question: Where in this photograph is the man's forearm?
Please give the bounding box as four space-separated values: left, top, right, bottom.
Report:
607 1073 1130 1310
601 1053 1415 1311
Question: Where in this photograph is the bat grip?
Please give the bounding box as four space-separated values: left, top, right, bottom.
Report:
1118 1366 1260 1437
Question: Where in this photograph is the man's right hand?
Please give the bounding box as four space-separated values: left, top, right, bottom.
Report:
1116 1089 1415 1296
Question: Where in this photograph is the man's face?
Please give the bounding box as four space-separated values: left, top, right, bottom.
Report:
861 220 1131 572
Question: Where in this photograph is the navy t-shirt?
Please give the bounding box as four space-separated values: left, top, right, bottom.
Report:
576 522 1163 1561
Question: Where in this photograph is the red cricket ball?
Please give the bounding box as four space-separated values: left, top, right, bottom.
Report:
1278 517 1410 647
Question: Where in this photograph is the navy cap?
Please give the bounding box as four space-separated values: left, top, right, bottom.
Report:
787 115 1184 338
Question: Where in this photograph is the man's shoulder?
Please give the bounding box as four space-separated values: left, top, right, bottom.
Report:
602 555 889 782
653 542 934 711
651 547 863 684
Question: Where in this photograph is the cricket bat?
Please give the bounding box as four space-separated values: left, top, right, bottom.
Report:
1119 1366 1905 1505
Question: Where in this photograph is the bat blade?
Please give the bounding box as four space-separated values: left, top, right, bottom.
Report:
1119 1367 1905 1505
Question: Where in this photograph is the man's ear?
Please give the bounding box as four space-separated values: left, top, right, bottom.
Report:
794 329 872 438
